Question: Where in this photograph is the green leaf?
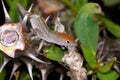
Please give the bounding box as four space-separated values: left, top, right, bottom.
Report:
98 57 116 73
19 71 30 80
74 0 88 10
96 15 120 38
97 70 119 80
6 0 30 22
44 45 65 62
74 3 102 56
74 3 102 67
19 70 38 80
81 45 97 68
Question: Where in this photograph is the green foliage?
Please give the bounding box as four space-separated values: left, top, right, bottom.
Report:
74 3 102 67
61 0 77 13
97 70 119 80
19 70 38 80
81 45 97 68
0 69 6 80
1 0 120 80
74 3 119 80
97 15 120 38
44 45 65 62
102 0 120 6
6 0 30 22
19 71 31 80
61 0 88 14
98 57 116 73
74 0 88 10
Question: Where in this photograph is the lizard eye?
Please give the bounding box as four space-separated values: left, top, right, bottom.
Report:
66 40 70 43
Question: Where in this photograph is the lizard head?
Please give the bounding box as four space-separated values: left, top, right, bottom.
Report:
54 32 77 47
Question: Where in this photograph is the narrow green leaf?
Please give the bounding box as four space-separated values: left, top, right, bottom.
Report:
74 3 102 56
44 45 65 62
61 0 77 13
98 57 116 73
97 15 120 38
97 70 119 80
74 3 102 67
6 0 30 22
81 45 97 68
74 0 88 10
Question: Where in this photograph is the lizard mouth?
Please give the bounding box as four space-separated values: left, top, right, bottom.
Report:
0 30 19 47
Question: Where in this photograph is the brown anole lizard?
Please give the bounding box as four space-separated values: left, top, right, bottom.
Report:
17 3 77 50
29 14 77 51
